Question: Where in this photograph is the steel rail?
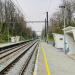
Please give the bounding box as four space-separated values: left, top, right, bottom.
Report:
0 40 35 59
0 43 26 54
0 43 29 59
20 44 38 75
0 41 38 74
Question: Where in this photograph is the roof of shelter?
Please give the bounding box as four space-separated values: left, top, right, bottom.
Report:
63 26 75 32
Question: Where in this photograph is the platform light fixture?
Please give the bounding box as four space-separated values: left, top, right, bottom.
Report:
59 4 67 54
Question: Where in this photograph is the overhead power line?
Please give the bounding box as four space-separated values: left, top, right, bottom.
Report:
26 21 45 23
5 20 49 23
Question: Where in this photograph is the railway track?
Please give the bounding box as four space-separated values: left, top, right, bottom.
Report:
0 40 39 75
0 41 31 54
0 41 32 59
21 45 38 75
0 44 25 54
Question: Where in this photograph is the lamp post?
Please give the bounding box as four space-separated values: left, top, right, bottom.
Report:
45 18 47 42
59 4 66 54
46 12 48 43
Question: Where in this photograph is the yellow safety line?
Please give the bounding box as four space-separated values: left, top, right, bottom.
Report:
41 47 51 75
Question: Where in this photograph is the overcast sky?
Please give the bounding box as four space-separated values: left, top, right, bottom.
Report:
13 0 62 35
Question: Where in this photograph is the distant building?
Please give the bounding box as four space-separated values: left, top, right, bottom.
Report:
11 36 20 42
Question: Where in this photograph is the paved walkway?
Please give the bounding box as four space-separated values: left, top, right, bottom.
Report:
36 42 75 75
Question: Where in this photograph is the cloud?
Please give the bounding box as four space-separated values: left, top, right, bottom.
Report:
13 0 62 35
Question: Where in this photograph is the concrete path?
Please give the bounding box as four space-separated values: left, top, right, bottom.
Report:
36 42 75 75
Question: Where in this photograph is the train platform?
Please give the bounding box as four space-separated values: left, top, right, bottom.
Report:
34 42 75 75
0 41 23 48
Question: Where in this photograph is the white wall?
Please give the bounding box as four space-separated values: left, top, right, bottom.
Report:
53 33 64 49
